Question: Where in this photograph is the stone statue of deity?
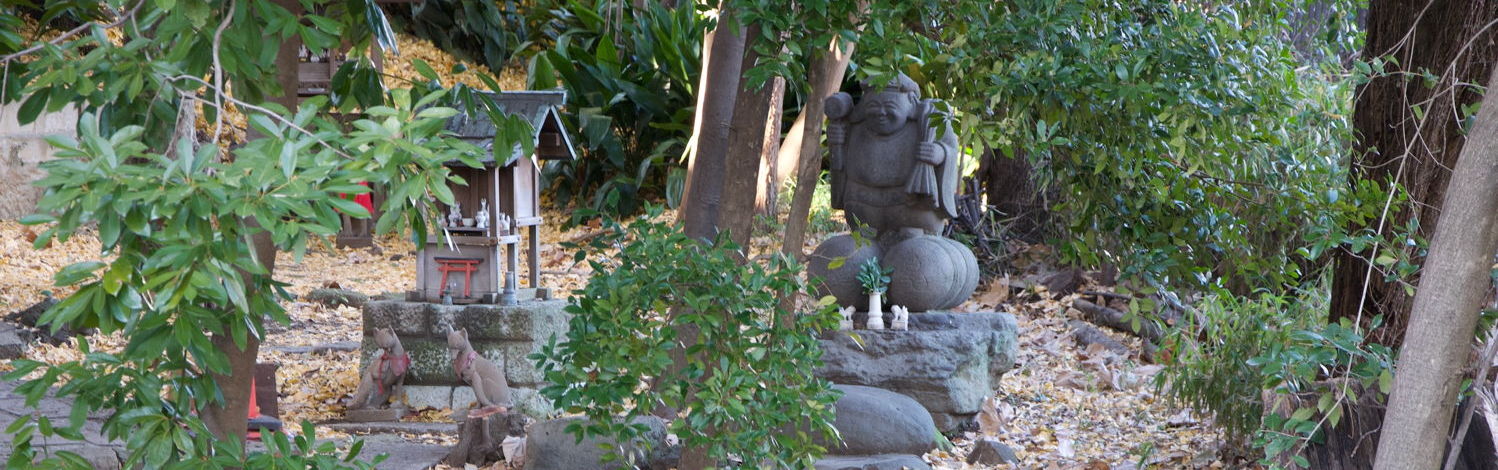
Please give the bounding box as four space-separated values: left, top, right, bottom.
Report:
810 74 979 313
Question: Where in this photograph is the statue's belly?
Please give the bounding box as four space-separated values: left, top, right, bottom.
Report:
847 139 916 187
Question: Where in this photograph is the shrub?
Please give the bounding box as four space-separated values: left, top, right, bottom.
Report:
534 208 842 467
528 1 705 220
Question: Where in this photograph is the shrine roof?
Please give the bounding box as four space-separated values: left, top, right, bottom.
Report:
444 90 576 167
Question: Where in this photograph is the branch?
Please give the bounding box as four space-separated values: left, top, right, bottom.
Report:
166 74 353 160
0 1 145 64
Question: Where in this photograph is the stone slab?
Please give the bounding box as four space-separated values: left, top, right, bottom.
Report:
345 407 407 422
815 454 931 470
265 341 361 355
401 385 553 419
524 416 675 470
817 311 1018 432
0 379 122 468
323 421 457 435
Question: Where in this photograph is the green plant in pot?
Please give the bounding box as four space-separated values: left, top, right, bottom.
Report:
858 257 893 329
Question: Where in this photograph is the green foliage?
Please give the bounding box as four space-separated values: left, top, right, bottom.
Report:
534 207 842 468
1249 317 1393 469
530 0 705 219
842 0 1362 293
1 1 529 466
389 0 542 69
1158 283 1395 468
1158 287 1328 441
856 257 890 295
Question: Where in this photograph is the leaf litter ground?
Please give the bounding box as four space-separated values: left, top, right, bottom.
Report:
0 211 1250 469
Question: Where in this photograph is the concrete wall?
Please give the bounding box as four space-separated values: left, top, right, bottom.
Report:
0 103 76 219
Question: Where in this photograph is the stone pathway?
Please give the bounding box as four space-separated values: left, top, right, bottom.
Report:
0 380 124 469
0 380 450 469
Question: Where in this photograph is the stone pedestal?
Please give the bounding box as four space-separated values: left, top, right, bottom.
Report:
361 297 569 418
345 406 407 422
815 311 1018 432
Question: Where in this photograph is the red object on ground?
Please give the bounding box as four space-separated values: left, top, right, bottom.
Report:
338 182 375 215
247 377 261 440
435 257 483 298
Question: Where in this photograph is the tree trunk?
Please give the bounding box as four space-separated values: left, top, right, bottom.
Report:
1329 0 1498 347
780 39 855 257
755 77 786 220
1373 63 1498 470
980 147 1049 243
200 0 299 444
679 10 746 241
716 25 775 250
771 105 807 211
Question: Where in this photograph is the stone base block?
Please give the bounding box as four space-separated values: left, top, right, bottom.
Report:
816 311 1018 432
401 385 553 419
345 407 407 422
815 454 931 470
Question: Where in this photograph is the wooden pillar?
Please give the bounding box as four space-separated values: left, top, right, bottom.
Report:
528 225 540 288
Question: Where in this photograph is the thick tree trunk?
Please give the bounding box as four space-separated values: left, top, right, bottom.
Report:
780 40 855 257
679 10 746 241
716 26 775 250
1373 64 1498 470
980 147 1049 243
200 0 299 443
1329 0 1498 347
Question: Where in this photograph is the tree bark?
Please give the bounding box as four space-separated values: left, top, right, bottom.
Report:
200 0 299 444
1329 0 1498 347
716 26 775 250
679 10 746 241
755 77 786 220
1372 63 1498 470
780 39 855 257
981 147 1049 243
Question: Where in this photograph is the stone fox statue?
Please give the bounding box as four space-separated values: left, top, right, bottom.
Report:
448 328 513 416
350 327 410 409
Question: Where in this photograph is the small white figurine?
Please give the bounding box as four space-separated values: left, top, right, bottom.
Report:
838 306 855 330
447 203 463 228
890 305 909 331
496 212 511 235
476 199 491 230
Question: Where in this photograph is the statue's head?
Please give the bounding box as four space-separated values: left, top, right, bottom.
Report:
861 74 920 136
374 327 399 349
447 328 469 351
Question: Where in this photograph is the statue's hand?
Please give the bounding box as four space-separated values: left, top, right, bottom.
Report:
916 142 942 165
826 124 846 145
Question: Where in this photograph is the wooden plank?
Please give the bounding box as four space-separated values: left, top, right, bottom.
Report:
528 225 540 288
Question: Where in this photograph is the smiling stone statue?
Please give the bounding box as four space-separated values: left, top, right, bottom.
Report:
825 73 959 236
812 73 978 313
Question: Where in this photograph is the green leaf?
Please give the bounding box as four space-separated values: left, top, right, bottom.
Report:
412 59 439 82
17 214 54 225
1290 406 1314 422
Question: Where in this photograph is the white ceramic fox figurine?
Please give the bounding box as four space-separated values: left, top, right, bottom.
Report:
890 305 909 331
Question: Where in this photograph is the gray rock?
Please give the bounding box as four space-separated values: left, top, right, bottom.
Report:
809 234 881 311
882 235 978 311
967 437 1018 466
816 312 1018 432
815 454 931 470
815 385 937 455
0 324 25 359
305 288 370 309
524 416 675 470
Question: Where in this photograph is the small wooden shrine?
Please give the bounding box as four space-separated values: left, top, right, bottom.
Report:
415 91 575 304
